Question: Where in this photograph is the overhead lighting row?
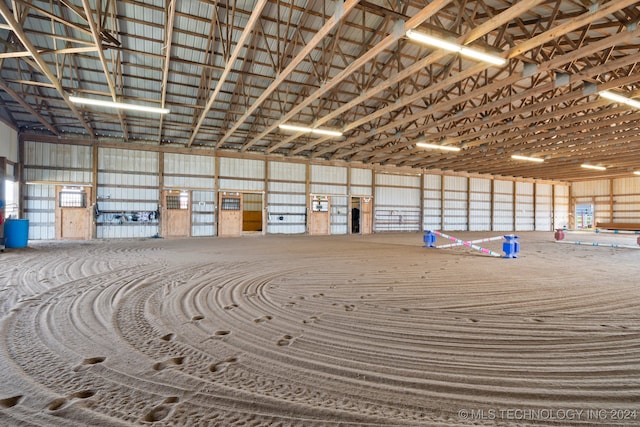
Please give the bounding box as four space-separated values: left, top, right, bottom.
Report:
69 96 170 114
405 29 506 66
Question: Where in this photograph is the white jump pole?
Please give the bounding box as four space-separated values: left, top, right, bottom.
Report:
428 230 503 257
554 240 640 249
437 235 505 249
554 229 640 249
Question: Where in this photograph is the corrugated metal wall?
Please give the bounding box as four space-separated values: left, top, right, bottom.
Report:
219 157 265 191
24 184 55 239
469 178 491 231
23 141 92 183
192 190 216 236
311 165 348 234
493 180 514 231
97 148 159 238
515 182 534 231
554 184 570 229
423 174 442 231
612 178 640 222
164 153 215 237
22 141 93 239
572 178 640 226
535 184 553 231
267 161 306 234
443 176 467 231
20 140 584 239
375 173 421 232
350 168 373 196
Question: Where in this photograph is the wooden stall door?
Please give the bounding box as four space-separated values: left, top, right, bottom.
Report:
56 186 92 240
218 192 243 237
308 195 330 235
360 197 373 235
162 190 191 238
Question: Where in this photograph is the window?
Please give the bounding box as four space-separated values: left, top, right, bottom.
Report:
59 190 86 208
166 192 189 210
221 197 240 210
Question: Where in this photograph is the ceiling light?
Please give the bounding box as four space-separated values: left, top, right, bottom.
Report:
406 29 506 66
416 142 461 152
69 96 170 114
581 164 606 171
278 123 342 137
599 91 640 109
634 171 640 176
406 29 461 53
511 154 544 163
459 47 506 66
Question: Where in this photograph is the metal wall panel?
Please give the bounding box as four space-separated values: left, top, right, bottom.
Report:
96 147 159 238
0 121 18 161
192 190 216 236
535 183 553 231
350 168 372 186
23 141 92 183
311 164 347 184
24 184 55 239
375 173 421 232
330 195 348 235
554 185 570 229
218 156 265 189
571 180 610 197
219 157 264 179
443 176 467 231
268 161 305 181
164 153 214 189
613 177 640 194
267 161 306 234
515 182 534 231
423 174 442 231
469 178 491 231
493 180 514 231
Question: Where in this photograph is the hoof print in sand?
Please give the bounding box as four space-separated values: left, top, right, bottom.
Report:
191 315 204 322
47 390 95 412
73 356 106 372
224 304 238 310
214 330 231 338
160 333 175 342
277 334 295 347
254 315 273 324
209 357 238 374
142 396 179 423
0 395 23 409
152 356 186 371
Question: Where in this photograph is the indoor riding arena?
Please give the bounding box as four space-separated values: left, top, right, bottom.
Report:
1 1 640 426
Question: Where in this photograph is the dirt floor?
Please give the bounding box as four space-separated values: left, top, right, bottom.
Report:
1 231 639 426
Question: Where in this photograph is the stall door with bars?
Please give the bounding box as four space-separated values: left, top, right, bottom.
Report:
308 195 330 235
55 186 92 240
218 192 243 237
162 190 191 238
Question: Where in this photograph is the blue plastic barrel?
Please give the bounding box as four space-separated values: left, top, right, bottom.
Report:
4 219 29 248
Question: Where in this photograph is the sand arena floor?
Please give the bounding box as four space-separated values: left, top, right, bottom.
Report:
1 231 639 426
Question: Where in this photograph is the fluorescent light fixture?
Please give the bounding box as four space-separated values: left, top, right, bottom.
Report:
416 142 461 152
406 29 461 53
634 171 640 176
406 29 506 66
511 154 544 163
459 47 506 66
581 164 606 171
278 123 342 137
69 96 170 114
599 91 640 109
